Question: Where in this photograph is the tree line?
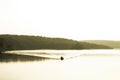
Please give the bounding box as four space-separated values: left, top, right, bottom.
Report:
0 34 112 53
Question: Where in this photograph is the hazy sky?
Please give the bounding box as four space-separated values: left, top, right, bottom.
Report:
0 0 120 40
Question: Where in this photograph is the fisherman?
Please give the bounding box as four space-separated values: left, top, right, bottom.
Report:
60 56 64 60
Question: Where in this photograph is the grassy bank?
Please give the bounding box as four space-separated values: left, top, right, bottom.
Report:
0 53 53 62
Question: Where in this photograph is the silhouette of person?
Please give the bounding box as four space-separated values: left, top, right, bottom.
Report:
60 56 64 60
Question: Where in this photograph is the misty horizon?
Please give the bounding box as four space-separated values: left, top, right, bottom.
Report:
0 0 120 41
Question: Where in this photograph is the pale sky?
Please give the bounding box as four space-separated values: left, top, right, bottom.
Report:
0 0 120 40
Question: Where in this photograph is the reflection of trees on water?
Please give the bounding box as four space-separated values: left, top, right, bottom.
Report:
0 53 53 62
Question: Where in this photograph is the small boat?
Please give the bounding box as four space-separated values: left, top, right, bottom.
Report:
60 56 64 60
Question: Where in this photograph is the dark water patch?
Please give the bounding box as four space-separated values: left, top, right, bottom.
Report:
0 53 55 62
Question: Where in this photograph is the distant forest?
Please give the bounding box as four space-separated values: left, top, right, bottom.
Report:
84 40 120 49
0 35 112 53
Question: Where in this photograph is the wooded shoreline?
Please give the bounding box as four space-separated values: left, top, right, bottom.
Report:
0 34 112 53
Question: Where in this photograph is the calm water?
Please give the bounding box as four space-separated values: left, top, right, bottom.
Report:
1 49 120 80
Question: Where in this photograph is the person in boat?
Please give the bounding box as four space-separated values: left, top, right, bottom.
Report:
60 56 64 60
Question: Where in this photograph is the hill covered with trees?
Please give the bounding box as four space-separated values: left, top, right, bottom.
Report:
84 40 120 49
0 35 112 53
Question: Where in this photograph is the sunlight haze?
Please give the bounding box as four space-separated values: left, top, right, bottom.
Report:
0 0 120 40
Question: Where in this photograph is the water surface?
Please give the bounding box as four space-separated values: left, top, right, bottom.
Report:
1 49 120 80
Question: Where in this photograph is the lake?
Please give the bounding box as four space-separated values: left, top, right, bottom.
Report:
1 49 120 80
